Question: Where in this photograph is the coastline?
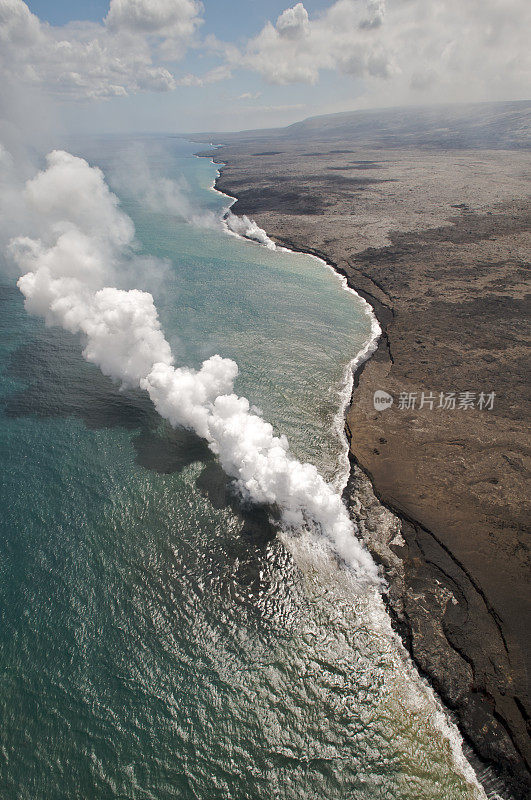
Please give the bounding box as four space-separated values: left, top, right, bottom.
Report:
198 151 502 799
196 142 531 800
203 153 382 496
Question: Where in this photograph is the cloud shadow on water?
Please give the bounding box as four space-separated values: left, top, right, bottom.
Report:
2 324 277 549
1 296 298 628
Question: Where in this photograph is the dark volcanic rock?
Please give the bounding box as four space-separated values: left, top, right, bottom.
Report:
199 104 531 798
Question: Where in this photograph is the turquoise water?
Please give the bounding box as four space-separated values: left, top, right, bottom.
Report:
0 138 483 799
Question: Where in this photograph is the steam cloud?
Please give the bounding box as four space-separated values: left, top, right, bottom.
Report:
108 143 219 229
108 143 278 249
223 211 277 249
8 148 379 584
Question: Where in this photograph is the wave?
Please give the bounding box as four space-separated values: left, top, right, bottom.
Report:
10 148 380 585
206 156 381 492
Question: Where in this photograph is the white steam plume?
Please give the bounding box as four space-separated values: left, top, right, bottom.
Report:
107 142 276 250
223 211 277 249
108 142 219 229
8 148 379 584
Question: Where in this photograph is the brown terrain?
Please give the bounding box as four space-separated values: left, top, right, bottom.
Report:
195 101 531 798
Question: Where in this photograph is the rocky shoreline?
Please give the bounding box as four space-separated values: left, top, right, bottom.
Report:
196 115 531 799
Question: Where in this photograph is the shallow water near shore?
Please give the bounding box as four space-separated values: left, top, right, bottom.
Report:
0 137 485 799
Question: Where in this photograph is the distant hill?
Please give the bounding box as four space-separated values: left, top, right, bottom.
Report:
195 100 531 150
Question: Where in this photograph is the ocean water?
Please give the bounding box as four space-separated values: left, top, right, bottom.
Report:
0 138 485 799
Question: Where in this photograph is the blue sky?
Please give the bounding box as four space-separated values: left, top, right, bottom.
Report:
7 1 530 134
24 0 361 134
26 1 326 38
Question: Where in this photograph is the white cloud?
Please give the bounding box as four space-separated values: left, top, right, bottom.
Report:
0 0 529 118
359 0 385 30
237 0 531 104
105 0 200 34
105 0 202 59
176 64 232 87
275 3 310 40
0 0 203 100
238 0 395 85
